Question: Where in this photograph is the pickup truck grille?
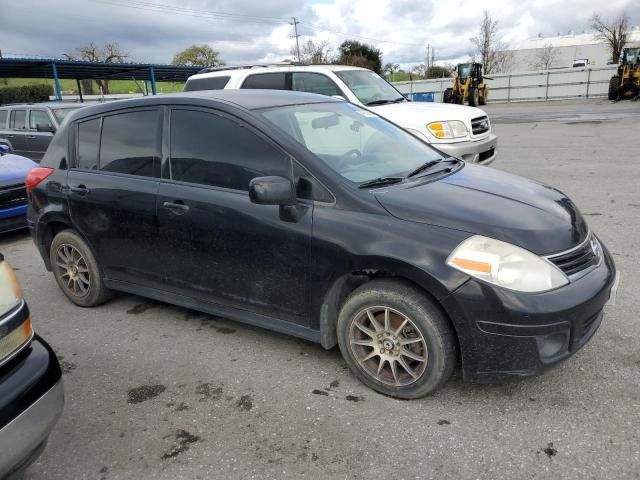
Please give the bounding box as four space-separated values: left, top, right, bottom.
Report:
547 235 600 278
0 183 27 209
471 116 490 135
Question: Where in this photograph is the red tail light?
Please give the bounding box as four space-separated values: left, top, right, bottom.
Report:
25 167 55 194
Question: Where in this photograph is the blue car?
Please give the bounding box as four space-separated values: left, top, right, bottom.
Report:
0 145 36 233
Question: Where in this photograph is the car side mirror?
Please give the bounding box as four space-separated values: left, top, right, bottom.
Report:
36 124 55 133
249 176 297 206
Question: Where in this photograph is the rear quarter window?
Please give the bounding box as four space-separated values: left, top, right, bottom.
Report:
0 110 7 128
241 73 287 90
184 76 231 92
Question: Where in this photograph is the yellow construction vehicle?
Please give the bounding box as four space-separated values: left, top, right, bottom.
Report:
608 45 640 101
444 63 490 107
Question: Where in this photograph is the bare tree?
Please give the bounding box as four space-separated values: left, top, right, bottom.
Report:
591 12 630 63
291 40 334 64
531 44 559 70
64 42 128 94
470 10 512 74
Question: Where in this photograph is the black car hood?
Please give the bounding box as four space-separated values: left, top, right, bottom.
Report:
374 164 588 255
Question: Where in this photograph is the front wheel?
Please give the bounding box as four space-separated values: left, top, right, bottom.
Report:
608 76 619 100
50 229 112 307
468 87 479 106
479 87 488 105
337 279 457 399
443 88 453 103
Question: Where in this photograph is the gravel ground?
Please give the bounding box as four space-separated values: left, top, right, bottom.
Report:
2 98 639 480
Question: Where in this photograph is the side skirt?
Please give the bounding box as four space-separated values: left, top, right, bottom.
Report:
104 278 321 344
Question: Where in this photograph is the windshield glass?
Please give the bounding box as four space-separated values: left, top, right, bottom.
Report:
52 107 81 123
334 70 405 106
258 102 444 183
623 48 639 64
458 64 471 79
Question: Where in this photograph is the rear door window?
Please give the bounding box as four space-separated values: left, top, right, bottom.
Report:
184 76 231 91
10 110 26 129
241 73 288 90
76 118 101 170
0 110 7 128
99 110 160 177
292 73 343 97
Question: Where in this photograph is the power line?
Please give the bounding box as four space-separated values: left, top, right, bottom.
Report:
299 21 425 47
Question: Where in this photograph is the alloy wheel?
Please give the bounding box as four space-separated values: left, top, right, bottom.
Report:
348 306 428 387
54 243 91 298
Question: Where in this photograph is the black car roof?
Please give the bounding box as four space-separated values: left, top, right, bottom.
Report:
65 90 341 123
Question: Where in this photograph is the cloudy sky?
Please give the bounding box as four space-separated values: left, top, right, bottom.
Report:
1 0 638 67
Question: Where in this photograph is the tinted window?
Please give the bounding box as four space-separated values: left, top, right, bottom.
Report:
99 110 160 177
241 73 287 90
184 76 231 91
170 109 289 191
10 110 26 129
292 73 342 97
29 110 53 129
77 118 100 170
0 110 7 128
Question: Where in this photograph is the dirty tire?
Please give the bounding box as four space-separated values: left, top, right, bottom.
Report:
443 88 453 103
337 279 457 399
608 76 619 100
479 87 488 105
468 86 479 107
50 229 112 307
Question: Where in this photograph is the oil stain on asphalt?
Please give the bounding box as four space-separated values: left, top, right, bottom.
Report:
127 384 166 404
542 443 558 458
236 395 253 411
195 383 223 401
162 429 201 459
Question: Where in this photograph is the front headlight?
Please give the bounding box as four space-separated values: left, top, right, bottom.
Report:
446 235 568 293
427 120 468 139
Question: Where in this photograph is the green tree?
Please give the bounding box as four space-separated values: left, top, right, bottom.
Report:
337 40 383 74
172 44 223 67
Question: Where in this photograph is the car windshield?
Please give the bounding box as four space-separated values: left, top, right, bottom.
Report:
52 107 81 123
334 70 406 106
258 102 444 183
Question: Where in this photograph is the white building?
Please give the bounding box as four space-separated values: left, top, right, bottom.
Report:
505 26 640 73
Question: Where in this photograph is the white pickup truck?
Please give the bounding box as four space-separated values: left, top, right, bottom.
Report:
184 64 497 165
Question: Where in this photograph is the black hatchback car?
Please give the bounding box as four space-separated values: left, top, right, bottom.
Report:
27 91 616 398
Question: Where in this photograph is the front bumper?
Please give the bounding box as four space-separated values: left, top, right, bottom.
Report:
0 337 63 479
434 133 498 166
441 241 616 383
0 205 28 234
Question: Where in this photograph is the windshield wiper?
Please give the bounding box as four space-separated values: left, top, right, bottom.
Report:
358 177 404 189
365 99 401 106
407 157 461 178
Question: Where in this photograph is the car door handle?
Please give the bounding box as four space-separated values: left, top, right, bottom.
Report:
163 201 189 214
27 135 36 139
70 185 90 195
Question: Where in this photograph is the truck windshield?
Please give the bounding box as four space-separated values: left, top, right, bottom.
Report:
334 70 406 106
258 102 444 184
458 64 471 79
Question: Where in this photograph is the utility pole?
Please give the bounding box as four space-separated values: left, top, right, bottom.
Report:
290 17 301 63
425 44 430 70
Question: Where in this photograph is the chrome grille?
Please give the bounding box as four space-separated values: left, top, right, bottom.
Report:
0 183 27 209
471 116 490 135
547 235 600 278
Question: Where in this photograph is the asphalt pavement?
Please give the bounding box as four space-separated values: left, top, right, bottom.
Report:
2 98 639 480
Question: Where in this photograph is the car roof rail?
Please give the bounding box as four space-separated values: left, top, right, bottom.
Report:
196 61 306 74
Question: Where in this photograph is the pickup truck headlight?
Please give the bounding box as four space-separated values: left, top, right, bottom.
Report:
446 235 568 293
427 121 468 139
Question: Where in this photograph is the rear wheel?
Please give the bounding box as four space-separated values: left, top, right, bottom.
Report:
479 86 488 105
50 229 112 307
443 88 453 103
619 82 639 100
337 279 457 399
468 87 479 107
608 76 619 100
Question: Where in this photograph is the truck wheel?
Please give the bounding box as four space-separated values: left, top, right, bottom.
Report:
50 229 112 307
479 87 488 105
619 82 638 100
443 88 453 103
608 76 619 100
468 87 479 107
337 279 457 399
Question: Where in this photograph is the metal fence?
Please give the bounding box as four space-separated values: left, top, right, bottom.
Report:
392 65 618 103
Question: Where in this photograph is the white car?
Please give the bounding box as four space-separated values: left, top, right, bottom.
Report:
184 64 497 165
